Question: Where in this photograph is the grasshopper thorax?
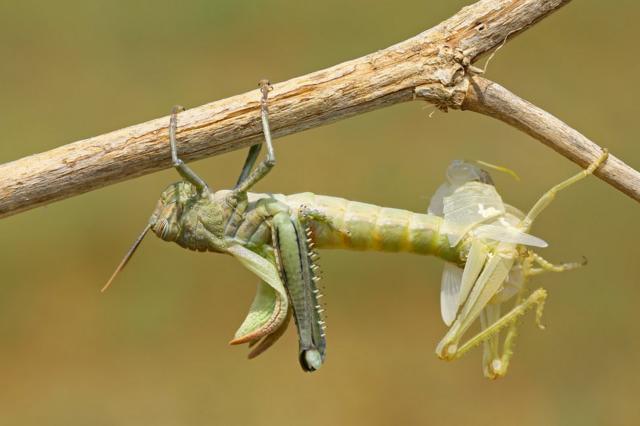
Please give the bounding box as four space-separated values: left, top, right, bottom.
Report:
149 181 199 242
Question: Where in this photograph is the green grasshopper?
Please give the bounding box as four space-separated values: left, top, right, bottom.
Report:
105 80 608 377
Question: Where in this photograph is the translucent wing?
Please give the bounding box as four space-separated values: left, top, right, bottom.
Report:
440 263 464 326
492 262 524 304
442 182 505 247
435 246 514 359
458 238 489 309
474 223 548 248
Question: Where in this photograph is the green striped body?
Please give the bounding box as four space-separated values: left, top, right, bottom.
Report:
237 191 466 265
162 187 468 265
151 183 469 370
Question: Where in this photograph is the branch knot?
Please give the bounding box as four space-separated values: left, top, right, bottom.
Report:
414 78 470 112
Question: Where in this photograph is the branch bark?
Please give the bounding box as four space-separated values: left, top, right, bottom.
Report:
1 0 636 219
461 77 640 201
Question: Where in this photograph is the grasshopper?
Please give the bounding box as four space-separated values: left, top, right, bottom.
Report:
105 80 608 377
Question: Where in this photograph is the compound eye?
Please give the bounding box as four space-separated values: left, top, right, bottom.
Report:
477 169 494 185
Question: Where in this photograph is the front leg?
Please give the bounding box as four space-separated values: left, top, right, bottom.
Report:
233 80 276 194
169 105 210 195
520 149 608 231
234 143 262 189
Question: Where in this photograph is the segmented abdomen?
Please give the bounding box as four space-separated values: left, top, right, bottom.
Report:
279 193 464 265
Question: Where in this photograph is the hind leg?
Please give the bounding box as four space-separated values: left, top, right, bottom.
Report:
441 288 547 378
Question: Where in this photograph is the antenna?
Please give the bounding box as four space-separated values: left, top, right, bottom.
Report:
474 160 521 181
101 224 152 292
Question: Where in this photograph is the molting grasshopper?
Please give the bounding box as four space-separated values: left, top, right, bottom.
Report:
105 80 608 377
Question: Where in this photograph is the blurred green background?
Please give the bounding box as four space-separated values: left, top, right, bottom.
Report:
1 1 639 425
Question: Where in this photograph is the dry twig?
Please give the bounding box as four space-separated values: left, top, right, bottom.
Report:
0 0 637 219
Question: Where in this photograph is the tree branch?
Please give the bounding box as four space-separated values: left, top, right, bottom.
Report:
4 0 635 220
461 77 640 201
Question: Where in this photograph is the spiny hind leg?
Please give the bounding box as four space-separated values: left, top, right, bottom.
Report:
484 255 537 378
487 252 585 376
483 288 532 379
480 305 502 377
480 254 540 378
527 253 587 276
438 288 547 376
522 150 608 228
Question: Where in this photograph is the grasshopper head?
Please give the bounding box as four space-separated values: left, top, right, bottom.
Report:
446 160 494 186
102 181 216 292
149 181 198 242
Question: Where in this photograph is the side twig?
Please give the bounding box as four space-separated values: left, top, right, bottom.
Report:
461 77 640 201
